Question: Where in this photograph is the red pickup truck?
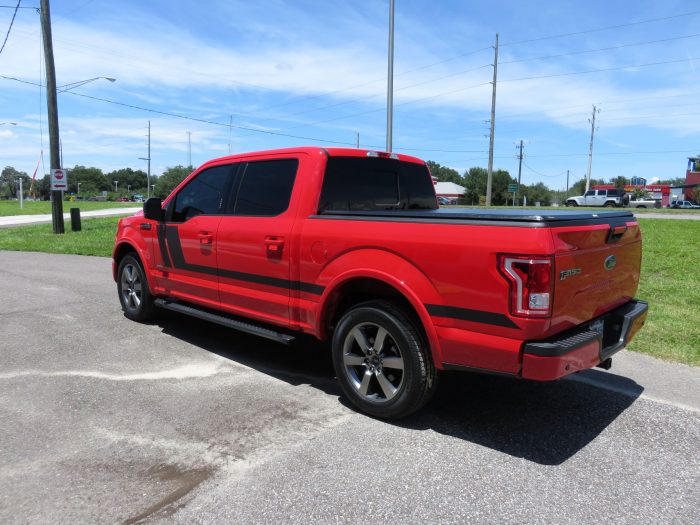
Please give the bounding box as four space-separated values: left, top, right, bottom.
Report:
113 147 648 418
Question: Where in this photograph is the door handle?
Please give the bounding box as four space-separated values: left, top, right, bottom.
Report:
264 236 285 253
198 231 213 245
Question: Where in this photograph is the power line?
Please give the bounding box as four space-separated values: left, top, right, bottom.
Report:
500 33 700 65
501 10 700 47
501 57 699 83
0 0 21 56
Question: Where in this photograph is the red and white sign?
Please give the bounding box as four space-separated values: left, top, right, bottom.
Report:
51 168 68 191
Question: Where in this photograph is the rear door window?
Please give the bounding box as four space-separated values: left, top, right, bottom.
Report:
319 156 437 211
230 159 298 216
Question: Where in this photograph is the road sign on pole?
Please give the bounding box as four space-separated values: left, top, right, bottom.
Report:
508 183 517 193
51 168 68 191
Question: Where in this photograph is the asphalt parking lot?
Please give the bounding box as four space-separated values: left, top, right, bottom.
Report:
1 251 698 524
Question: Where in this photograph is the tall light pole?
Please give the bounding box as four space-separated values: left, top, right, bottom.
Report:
40 0 64 234
113 180 118 193
77 181 81 195
386 0 395 152
139 120 151 198
187 131 192 167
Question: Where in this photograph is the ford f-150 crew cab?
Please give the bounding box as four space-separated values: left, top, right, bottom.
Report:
113 147 648 418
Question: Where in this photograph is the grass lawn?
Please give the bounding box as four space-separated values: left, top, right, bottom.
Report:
0 215 697 365
0 200 140 216
629 219 700 366
0 216 119 256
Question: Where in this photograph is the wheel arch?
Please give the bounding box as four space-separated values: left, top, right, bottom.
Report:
316 252 444 366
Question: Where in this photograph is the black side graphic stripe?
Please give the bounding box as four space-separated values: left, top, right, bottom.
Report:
163 225 325 295
156 224 171 267
425 304 520 329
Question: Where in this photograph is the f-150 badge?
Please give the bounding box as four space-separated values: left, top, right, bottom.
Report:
560 268 581 281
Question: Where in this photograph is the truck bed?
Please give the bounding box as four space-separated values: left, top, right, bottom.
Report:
316 208 634 226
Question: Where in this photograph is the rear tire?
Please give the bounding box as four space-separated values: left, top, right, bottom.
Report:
566 200 577 207
117 254 156 322
603 201 615 207
331 300 438 419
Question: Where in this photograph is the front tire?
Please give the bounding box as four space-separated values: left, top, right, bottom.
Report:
331 301 438 419
117 254 156 321
566 200 578 207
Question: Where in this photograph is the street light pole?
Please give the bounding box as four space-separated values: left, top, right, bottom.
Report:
77 182 81 195
40 0 64 233
113 180 118 193
139 120 151 198
56 77 116 93
386 0 394 152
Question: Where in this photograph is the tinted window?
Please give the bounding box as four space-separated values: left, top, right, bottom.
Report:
319 157 437 211
232 159 298 216
171 164 233 222
584 190 595 197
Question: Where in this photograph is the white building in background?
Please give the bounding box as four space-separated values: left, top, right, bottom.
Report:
434 182 465 201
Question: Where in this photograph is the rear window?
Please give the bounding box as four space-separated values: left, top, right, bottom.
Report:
319 156 437 211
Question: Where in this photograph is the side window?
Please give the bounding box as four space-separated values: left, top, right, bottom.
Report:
231 159 298 216
171 164 233 222
584 190 595 197
597 190 607 196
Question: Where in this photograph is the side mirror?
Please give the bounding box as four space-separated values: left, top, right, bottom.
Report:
143 197 164 221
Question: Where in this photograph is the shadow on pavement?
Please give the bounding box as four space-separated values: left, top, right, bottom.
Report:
155 313 643 466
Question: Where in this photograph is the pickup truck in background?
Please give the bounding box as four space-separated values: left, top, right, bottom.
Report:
565 188 624 207
626 195 659 208
113 147 648 418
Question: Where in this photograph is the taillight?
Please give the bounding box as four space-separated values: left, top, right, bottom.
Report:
498 255 554 317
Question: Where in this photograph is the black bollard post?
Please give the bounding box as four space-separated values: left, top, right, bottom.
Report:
70 207 82 232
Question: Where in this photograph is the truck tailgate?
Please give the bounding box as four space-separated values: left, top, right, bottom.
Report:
550 219 642 333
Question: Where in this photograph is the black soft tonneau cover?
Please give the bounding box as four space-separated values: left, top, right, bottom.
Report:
315 208 635 227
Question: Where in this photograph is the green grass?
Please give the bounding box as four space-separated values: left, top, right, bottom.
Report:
0 200 140 216
629 219 700 366
0 216 119 256
0 215 697 365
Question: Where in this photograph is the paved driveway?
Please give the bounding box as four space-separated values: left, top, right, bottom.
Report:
0 251 697 524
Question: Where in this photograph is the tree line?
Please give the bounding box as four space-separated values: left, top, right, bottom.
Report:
426 161 689 205
0 165 193 200
1 161 690 204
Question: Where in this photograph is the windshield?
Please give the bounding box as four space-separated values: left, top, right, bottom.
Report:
319 156 437 212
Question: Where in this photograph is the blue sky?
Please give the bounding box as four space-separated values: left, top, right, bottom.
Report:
0 0 699 190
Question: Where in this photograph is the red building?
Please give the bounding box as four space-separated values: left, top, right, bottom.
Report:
685 156 700 201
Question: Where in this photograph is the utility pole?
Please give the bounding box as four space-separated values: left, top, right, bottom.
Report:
566 169 570 196
356 131 360 149
585 105 600 193
40 0 64 233
516 139 524 205
486 33 499 206
386 0 395 152
18 178 23 209
187 131 192 167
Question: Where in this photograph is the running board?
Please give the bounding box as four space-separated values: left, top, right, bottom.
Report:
154 299 295 345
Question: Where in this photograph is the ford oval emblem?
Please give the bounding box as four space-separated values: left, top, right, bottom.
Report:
604 255 617 271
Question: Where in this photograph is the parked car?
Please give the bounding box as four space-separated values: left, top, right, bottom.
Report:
670 200 699 209
437 196 453 205
626 195 659 208
116 197 130 202
566 188 623 207
113 147 647 419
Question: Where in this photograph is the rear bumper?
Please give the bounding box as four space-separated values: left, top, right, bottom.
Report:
521 299 648 381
